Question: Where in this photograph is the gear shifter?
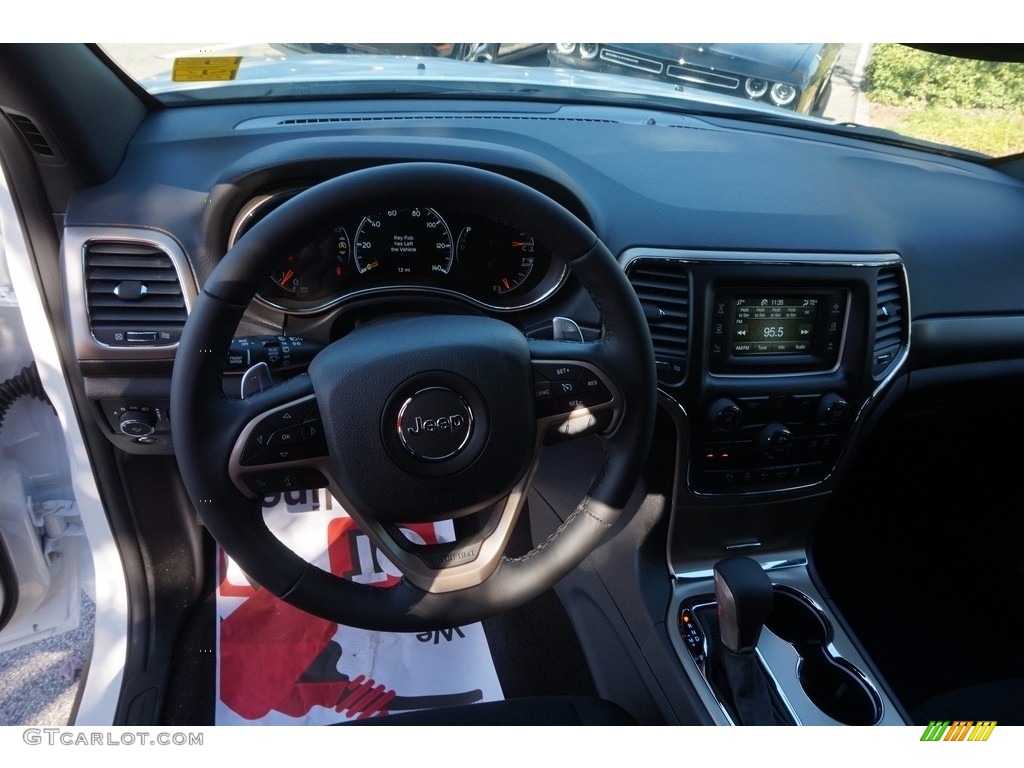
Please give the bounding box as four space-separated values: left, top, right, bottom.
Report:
697 556 794 725
714 556 774 653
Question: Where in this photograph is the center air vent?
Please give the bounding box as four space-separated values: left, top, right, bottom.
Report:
625 258 690 387
84 242 188 347
873 266 906 377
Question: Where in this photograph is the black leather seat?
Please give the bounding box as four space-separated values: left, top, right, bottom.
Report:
912 677 1024 726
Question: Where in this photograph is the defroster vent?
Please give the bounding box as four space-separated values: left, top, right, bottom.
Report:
84 242 188 347
625 258 690 387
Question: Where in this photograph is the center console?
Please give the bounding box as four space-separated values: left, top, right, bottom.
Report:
622 248 910 725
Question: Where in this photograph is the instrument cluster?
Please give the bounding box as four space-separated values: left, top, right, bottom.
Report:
229 191 567 314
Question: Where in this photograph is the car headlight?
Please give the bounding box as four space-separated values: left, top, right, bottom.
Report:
555 43 576 55
579 44 599 60
744 78 769 99
770 83 798 107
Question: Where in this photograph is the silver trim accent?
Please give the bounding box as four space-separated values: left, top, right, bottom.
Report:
552 316 585 342
240 362 273 399
226 359 622 594
227 190 570 315
64 227 198 361
669 564 904 725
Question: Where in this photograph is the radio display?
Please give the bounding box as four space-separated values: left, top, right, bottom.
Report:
709 288 847 375
733 297 818 355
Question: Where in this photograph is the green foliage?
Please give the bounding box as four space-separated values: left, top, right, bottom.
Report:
886 108 1024 157
866 44 1024 110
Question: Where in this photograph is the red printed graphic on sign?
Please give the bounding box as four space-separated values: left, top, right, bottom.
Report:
218 509 487 722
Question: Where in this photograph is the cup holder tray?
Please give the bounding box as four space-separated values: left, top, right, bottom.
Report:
681 585 883 725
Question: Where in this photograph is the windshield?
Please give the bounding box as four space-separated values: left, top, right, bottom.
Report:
99 43 1024 159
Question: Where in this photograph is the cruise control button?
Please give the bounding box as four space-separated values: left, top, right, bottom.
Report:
580 374 612 401
532 363 582 381
553 380 579 396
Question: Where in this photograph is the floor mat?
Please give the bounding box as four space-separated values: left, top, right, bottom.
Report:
215 488 504 724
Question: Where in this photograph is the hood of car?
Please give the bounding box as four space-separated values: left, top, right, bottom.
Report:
143 51 823 120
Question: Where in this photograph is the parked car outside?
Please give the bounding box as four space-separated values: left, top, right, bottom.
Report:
548 43 841 114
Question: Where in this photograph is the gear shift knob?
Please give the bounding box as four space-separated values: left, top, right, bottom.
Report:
714 556 773 653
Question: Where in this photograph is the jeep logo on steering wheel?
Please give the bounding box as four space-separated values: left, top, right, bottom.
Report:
397 388 474 461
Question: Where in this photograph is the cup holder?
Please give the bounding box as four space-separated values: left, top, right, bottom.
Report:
764 587 882 725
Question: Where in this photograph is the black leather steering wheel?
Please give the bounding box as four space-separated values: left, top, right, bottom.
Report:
171 163 656 631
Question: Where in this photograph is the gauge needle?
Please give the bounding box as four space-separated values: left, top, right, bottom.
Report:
501 277 511 290
279 269 295 286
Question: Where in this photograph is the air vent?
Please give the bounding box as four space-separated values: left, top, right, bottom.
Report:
84 242 188 347
4 111 55 157
625 258 690 387
873 267 905 377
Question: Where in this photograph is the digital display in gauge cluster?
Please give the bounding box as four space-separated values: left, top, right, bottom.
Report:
230 195 565 313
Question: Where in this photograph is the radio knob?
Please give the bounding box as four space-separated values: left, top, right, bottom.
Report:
707 398 743 432
817 393 850 426
757 422 793 460
119 409 157 437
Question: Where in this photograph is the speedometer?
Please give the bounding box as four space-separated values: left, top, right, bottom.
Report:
353 207 454 277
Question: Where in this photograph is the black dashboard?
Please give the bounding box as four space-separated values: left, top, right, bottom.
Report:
64 98 1024 492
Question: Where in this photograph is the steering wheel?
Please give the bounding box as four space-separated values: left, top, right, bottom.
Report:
171 163 656 631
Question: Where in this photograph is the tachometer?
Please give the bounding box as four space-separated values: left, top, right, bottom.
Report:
353 208 453 277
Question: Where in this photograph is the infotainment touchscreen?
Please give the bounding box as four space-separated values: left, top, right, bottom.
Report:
732 297 818 355
709 289 847 374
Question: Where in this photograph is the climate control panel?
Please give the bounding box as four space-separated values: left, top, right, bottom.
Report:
691 391 852 493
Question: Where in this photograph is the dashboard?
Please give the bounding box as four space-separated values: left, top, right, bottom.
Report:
61 98 1024 500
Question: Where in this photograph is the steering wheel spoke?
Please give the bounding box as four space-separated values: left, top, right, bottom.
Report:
226 375 331 499
334 481 533 594
529 340 623 444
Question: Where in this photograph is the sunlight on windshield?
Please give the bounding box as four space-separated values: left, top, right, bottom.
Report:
100 43 1024 158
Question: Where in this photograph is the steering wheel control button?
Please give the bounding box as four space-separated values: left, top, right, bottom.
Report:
397 387 474 462
243 468 327 495
240 398 321 466
533 363 615 419
532 362 582 381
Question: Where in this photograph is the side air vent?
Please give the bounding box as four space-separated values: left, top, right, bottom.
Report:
84 242 188 347
3 110 57 158
873 267 905 377
624 258 690 387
